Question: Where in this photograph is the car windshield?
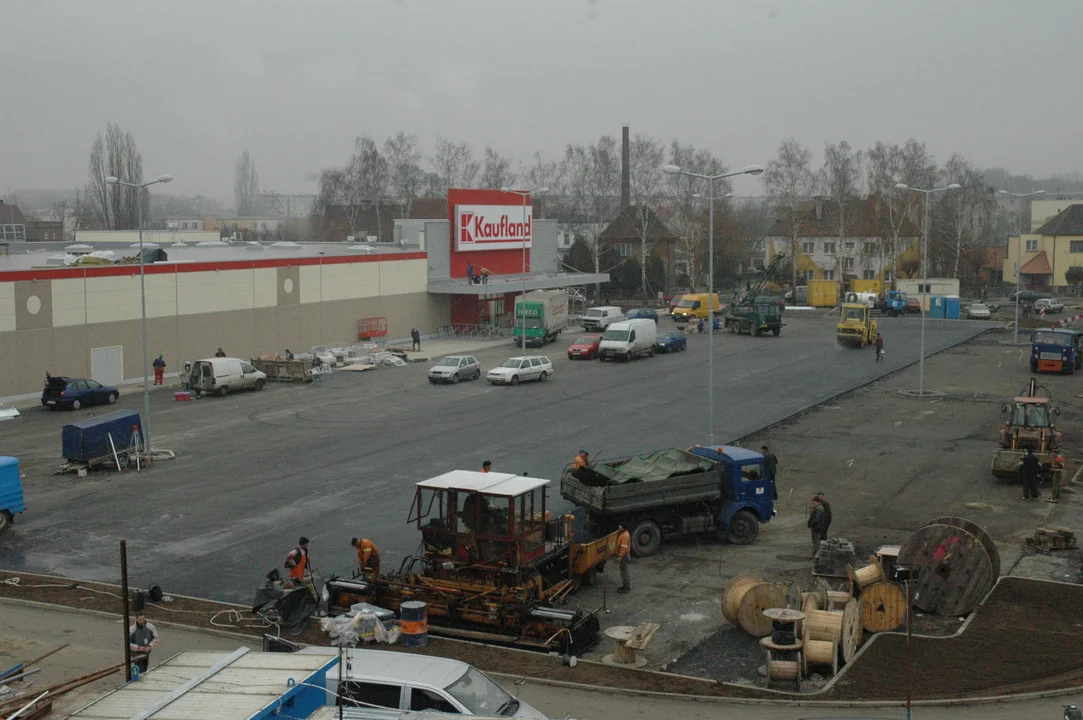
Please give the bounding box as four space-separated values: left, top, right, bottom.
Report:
500 359 524 369
844 307 865 320
603 329 630 341
660 331 680 339
436 358 459 366
445 667 515 716
971 303 988 311
1033 332 1072 347
586 309 602 317
677 298 698 308
574 336 597 345
1011 402 1051 428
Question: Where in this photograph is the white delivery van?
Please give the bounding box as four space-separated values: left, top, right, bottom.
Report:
187 357 267 397
300 647 548 719
598 319 657 362
581 306 624 332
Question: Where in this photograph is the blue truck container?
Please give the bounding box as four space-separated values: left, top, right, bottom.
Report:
945 295 961 319
62 410 143 466
0 456 26 532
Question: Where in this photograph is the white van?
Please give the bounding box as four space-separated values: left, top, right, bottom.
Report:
598 318 657 362
300 647 548 719
187 357 267 397
581 306 624 332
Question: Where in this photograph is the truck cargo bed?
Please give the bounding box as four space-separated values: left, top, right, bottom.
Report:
561 469 722 515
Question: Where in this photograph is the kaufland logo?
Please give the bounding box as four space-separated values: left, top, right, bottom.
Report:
455 205 533 252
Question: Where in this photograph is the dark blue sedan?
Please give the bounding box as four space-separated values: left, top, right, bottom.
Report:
655 329 688 353
625 307 659 323
42 376 120 410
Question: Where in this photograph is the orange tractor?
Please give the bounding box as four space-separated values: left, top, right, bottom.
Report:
991 379 1063 478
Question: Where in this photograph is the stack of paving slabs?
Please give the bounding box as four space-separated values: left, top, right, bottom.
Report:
1027 526 1078 551
813 538 856 578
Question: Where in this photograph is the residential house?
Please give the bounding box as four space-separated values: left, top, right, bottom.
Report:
1030 198 1083 231
1004 203 1083 292
256 192 316 218
26 219 64 241
166 216 205 231
597 205 680 288
765 196 922 293
0 200 28 241
965 245 1008 288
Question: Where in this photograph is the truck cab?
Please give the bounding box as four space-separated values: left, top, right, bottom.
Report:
1030 329 1083 374
687 445 775 543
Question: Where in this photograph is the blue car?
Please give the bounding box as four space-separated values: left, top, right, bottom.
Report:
655 329 688 353
625 307 659 323
41 376 120 410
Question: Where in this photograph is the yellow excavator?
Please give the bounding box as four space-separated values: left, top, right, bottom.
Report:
836 303 877 348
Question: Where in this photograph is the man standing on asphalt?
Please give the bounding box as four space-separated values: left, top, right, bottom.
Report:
808 497 827 555
284 537 310 583
129 612 159 673
874 332 884 362
760 445 779 500
1020 447 1042 500
152 354 166 385
410 328 421 351
815 491 833 540
616 523 631 593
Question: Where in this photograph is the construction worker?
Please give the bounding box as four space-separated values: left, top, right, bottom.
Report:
761 445 778 500
574 450 590 469
616 523 631 593
350 537 381 579
284 537 310 583
152 354 166 385
808 497 826 555
481 460 492 473
128 611 159 674
815 491 833 540
1048 454 1066 503
214 347 226 358
874 332 884 362
1020 447 1042 500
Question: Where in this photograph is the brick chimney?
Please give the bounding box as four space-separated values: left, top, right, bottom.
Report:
621 124 630 208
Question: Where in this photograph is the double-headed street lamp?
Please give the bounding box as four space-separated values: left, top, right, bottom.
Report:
662 164 764 444
895 182 960 396
105 173 173 454
500 187 549 347
996 189 1046 344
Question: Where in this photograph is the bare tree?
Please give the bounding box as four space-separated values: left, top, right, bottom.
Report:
628 134 667 293
867 139 937 285
764 137 815 290
84 122 148 230
561 137 621 292
938 153 991 279
821 141 864 283
665 140 726 287
431 137 479 193
234 149 260 215
383 132 424 217
478 147 517 190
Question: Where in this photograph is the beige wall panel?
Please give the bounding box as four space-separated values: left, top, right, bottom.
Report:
0 282 16 332
299 265 321 304
275 304 305 352
277 266 300 306
251 307 281 354
51 325 91 378
86 320 162 381
253 268 277 309
51 278 87 327
15 280 53 330
0 329 18 395
15 329 55 396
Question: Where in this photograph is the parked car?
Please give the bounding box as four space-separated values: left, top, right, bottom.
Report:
625 307 660 323
966 302 992 320
1033 298 1065 314
581 306 624 332
668 293 687 312
486 356 553 385
1010 289 1050 303
188 357 267 397
427 355 481 384
41 376 119 410
655 329 688 353
599 319 658 362
906 297 922 313
567 334 602 360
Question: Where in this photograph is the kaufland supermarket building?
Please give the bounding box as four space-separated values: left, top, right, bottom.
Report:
0 189 605 398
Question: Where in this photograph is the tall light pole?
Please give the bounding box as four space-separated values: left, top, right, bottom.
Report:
895 182 961 395
500 187 549 348
663 164 764 444
997 189 1046 344
105 173 173 454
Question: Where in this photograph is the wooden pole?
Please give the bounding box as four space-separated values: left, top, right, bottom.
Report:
121 539 132 682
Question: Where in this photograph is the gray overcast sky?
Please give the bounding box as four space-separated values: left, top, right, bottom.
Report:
3 0 1082 202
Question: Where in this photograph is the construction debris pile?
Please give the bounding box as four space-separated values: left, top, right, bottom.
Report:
0 644 121 719
1027 526 1078 551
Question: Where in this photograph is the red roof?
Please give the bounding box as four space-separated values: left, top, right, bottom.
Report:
1019 251 1052 275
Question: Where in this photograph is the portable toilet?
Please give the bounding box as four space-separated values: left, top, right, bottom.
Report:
945 295 961 320
0 456 26 531
928 295 947 319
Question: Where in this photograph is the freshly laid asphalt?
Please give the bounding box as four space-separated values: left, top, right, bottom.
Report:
0 314 986 604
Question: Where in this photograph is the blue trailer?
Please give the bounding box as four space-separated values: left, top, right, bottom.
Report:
0 456 26 533
62 410 143 470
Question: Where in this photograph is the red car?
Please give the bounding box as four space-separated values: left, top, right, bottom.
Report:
568 333 602 360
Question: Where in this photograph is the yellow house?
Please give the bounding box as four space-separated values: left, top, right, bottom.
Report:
1004 204 1083 290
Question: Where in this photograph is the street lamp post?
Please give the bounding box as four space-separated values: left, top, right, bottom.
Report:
997 189 1046 344
500 187 549 349
663 164 764 444
895 182 961 396
105 173 173 454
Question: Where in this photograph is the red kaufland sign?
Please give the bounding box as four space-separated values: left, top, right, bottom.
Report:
454 204 533 252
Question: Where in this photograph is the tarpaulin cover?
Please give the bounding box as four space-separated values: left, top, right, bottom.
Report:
578 448 714 486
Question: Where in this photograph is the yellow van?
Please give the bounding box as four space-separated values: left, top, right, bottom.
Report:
671 293 721 322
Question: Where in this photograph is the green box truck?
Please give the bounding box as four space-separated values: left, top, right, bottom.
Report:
514 290 569 347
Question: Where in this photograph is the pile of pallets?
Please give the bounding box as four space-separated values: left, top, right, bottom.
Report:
1027 526 1078 551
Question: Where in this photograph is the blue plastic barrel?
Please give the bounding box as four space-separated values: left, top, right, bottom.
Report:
400 601 428 647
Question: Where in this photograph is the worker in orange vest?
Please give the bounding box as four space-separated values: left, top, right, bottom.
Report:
481 460 492 473
574 450 590 469
284 537 309 583
616 524 631 594
351 537 381 579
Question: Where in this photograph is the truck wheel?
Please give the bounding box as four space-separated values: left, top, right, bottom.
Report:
889 309 898 318
580 567 598 586
0 511 10 533
727 510 759 545
630 519 662 557
772 327 781 337
218 385 229 397
255 379 265 391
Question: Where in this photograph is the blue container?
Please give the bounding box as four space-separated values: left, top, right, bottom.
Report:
945 295 961 320
0 456 26 523
399 600 428 647
928 296 947 319
61 410 143 464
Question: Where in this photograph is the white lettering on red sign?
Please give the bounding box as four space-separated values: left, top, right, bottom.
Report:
455 205 533 252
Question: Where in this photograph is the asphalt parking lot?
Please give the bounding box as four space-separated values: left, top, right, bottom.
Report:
0 314 985 607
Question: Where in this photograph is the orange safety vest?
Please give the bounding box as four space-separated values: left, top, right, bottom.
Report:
286 546 307 581
574 455 588 468
355 539 379 569
617 530 631 559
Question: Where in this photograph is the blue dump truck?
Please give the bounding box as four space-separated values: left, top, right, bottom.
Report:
0 456 26 534
560 445 775 556
1031 328 1083 374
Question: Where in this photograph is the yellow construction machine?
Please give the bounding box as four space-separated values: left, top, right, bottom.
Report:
836 302 877 348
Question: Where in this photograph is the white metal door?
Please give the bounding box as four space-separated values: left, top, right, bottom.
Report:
91 346 124 387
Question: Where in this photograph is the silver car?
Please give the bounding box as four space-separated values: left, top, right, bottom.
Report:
428 355 481 384
966 302 992 319
486 356 554 385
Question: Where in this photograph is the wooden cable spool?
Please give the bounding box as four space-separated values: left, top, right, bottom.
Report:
723 574 787 636
813 578 830 609
802 623 838 676
898 521 996 616
805 609 843 643
841 598 863 663
787 582 802 610
846 555 886 591
826 589 853 611
928 516 1001 579
764 652 802 690
859 581 907 633
802 591 819 615
805 599 863 664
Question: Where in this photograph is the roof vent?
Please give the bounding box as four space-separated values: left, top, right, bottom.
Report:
65 243 93 254
270 242 302 250
129 242 159 248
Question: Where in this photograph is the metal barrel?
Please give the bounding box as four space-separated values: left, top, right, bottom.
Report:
399 601 428 647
